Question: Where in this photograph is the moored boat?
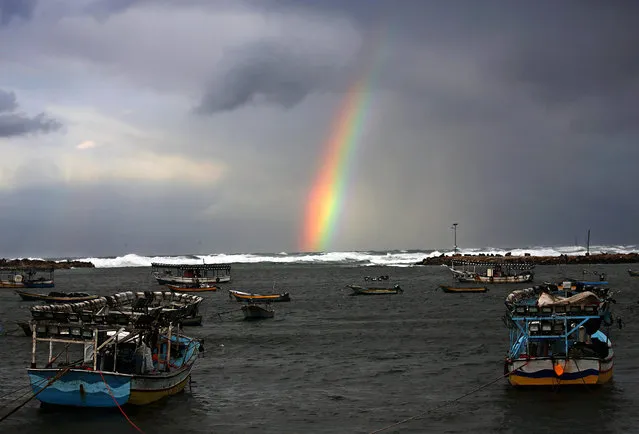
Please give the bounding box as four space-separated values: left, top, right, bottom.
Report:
241 303 275 320
503 281 615 387
166 283 218 293
16 290 99 303
439 285 488 293
26 290 203 407
151 262 231 285
1 267 56 288
628 269 639 277
228 289 290 303
347 284 403 295
444 260 534 283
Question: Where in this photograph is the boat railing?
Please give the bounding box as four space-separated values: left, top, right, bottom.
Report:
505 311 612 359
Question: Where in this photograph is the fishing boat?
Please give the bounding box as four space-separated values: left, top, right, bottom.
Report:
26 290 203 407
24 268 55 288
0 267 55 288
628 269 639 277
151 262 231 285
503 281 615 387
0 269 26 288
228 289 291 303
439 285 488 293
347 284 403 296
444 260 534 283
15 290 99 303
166 282 218 293
241 303 274 320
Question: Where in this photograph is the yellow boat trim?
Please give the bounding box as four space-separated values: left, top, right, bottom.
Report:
127 375 190 405
509 371 613 386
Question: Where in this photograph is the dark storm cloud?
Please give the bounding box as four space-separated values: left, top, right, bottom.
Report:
0 89 62 138
84 0 138 22
195 44 331 114
0 89 17 112
0 0 37 25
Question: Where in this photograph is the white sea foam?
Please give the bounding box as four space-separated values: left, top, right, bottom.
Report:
61 244 639 268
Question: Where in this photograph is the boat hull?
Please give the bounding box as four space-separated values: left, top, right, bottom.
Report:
128 368 193 405
166 284 218 293
439 285 488 293
229 290 290 302
506 356 613 386
347 285 403 295
157 276 230 285
0 281 25 288
457 274 533 283
16 290 98 303
24 280 55 289
28 369 131 408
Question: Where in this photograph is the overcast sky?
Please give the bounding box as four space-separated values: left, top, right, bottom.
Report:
1 0 637 257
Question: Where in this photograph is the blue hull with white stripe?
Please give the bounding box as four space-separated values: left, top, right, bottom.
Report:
28 369 131 407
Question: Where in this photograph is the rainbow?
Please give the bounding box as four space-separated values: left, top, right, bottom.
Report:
300 26 388 252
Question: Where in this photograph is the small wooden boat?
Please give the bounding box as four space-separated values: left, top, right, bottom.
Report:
166 283 218 293
228 289 290 303
439 285 488 293
15 290 99 303
347 284 403 296
241 303 274 320
628 269 639 277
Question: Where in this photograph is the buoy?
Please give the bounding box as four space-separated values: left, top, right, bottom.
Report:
553 362 564 377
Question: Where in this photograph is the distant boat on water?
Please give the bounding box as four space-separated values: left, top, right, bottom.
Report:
444 260 534 284
628 269 639 277
151 262 231 285
229 289 290 303
439 285 488 294
347 284 403 296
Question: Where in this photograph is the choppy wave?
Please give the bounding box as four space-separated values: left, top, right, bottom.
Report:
69 245 639 268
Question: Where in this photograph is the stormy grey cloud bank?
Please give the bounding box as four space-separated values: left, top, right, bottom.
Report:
0 89 62 137
0 0 637 257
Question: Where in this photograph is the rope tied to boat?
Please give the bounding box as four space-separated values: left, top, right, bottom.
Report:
97 370 145 433
368 360 530 434
0 366 71 424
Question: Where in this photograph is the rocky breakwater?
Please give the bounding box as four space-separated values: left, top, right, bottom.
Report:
0 258 95 269
415 252 639 266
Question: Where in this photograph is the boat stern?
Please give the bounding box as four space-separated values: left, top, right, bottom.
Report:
506 357 613 387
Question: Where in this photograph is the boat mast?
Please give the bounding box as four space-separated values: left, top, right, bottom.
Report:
451 223 458 255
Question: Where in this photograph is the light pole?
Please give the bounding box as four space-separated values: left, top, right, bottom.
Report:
451 223 458 254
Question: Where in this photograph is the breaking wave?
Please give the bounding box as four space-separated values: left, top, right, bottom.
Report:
71 245 639 268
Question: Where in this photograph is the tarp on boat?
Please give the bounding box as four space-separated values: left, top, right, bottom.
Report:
537 291 600 307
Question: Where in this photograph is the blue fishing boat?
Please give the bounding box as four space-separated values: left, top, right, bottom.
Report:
503 281 615 386
26 291 203 407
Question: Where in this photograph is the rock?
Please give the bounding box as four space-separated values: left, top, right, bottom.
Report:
413 252 639 266
0 258 95 269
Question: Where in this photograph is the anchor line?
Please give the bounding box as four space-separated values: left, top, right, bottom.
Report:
368 360 530 434
1 342 74 407
0 367 71 424
97 370 145 433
